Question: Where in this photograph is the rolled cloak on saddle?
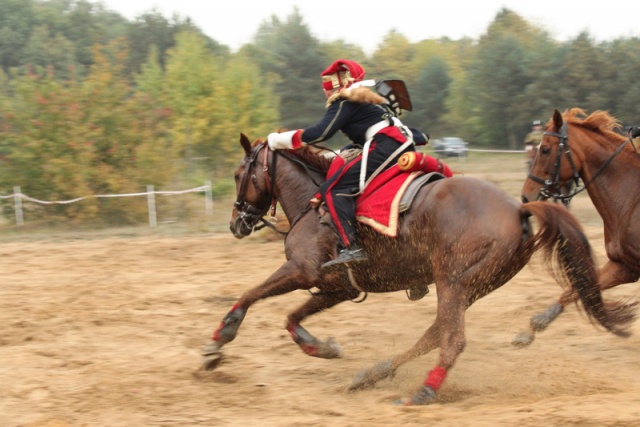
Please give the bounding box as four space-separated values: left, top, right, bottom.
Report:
398 152 453 177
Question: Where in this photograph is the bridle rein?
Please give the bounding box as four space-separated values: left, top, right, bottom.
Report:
526 122 633 204
233 143 326 236
234 142 283 235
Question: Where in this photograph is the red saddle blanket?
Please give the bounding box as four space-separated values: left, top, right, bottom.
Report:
355 165 424 237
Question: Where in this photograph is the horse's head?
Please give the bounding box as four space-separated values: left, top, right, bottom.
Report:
230 133 274 238
522 109 581 204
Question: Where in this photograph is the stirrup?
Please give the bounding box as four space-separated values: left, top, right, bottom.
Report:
322 247 368 269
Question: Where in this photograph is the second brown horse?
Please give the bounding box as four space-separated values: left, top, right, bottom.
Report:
517 108 640 346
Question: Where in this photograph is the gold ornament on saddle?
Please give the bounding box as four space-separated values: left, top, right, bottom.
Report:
398 152 418 171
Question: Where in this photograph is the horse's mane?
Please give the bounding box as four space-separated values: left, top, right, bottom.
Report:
563 108 626 142
289 146 334 172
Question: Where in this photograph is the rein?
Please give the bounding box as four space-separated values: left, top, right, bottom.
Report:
527 122 632 204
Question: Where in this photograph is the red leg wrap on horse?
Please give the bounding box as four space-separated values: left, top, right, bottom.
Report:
286 324 298 340
423 366 447 391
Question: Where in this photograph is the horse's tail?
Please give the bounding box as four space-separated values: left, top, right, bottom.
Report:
521 201 636 337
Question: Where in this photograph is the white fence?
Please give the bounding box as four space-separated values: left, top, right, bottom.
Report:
0 181 214 227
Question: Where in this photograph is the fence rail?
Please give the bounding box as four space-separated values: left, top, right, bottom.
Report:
0 181 213 227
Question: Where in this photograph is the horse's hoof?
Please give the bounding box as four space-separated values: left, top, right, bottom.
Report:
317 337 343 359
201 342 224 371
348 360 394 391
511 330 534 347
399 386 437 406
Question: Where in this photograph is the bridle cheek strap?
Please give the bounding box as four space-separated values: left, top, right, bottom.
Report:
263 144 278 218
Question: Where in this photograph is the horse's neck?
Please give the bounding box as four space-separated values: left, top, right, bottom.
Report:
274 160 323 223
581 139 639 229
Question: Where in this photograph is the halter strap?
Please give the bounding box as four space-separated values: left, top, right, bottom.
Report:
528 122 632 203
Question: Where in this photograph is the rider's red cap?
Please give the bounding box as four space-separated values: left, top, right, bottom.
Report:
321 59 366 92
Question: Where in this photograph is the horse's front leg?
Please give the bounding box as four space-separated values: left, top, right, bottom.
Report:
201 261 314 371
286 286 360 359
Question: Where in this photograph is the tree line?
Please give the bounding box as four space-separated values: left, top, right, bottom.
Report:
1 1 639 225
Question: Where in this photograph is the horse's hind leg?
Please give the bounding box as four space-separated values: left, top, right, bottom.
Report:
512 260 638 347
350 289 467 406
286 287 360 359
401 291 467 406
348 322 441 391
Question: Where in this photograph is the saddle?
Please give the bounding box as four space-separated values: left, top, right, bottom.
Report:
354 151 449 237
317 152 450 301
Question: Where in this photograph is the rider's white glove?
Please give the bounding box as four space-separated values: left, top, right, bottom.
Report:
267 130 302 150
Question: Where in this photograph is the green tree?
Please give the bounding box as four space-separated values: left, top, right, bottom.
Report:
124 9 225 75
553 33 609 112
461 8 554 148
0 0 37 73
252 9 329 130
134 45 166 101
162 30 279 178
606 38 640 125
163 30 219 166
22 25 77 78
405 56 452 137
369 31 414 82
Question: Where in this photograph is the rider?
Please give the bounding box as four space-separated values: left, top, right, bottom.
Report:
267 59 431 268
523 120 543 172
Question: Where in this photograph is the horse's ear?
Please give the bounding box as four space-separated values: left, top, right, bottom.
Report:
552 109 563 131
240 133 252 155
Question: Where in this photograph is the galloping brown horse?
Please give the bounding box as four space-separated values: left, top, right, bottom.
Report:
201 133 635 405
516 108 640 346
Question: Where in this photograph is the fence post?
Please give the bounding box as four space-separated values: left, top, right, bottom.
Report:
13 186 24 226
147 185 157 227
205 180 213 216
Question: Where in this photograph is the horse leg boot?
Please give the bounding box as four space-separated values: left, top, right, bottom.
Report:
401 293 467 406
286 288 359 359
201 304 246 370
202 263 312 371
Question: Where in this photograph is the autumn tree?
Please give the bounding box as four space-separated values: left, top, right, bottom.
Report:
160 30 279 180
0 39 176 225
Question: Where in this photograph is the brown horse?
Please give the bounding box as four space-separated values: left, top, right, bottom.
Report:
516 108 640 346
201 133 635 405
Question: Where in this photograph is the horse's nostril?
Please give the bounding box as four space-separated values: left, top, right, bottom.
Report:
521 195 529 203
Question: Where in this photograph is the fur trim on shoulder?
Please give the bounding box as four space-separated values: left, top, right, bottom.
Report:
326 86 387 107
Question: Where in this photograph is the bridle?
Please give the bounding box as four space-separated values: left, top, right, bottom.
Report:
234 142 283 235
233 143 326 236
526 121 633 204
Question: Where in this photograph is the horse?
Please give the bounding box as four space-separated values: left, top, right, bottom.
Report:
516 108 640 346
201 133 635 406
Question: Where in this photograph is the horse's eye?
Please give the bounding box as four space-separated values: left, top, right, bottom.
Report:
234 173 240 183
540 146 551 155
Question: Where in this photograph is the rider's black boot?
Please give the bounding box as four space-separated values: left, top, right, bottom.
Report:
321 243 368 269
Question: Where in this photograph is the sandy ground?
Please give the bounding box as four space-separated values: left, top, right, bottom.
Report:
1 219 639 427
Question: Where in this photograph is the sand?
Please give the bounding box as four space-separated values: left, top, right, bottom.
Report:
1 215 639 426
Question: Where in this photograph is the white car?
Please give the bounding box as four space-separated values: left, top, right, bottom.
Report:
432 137 468 157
